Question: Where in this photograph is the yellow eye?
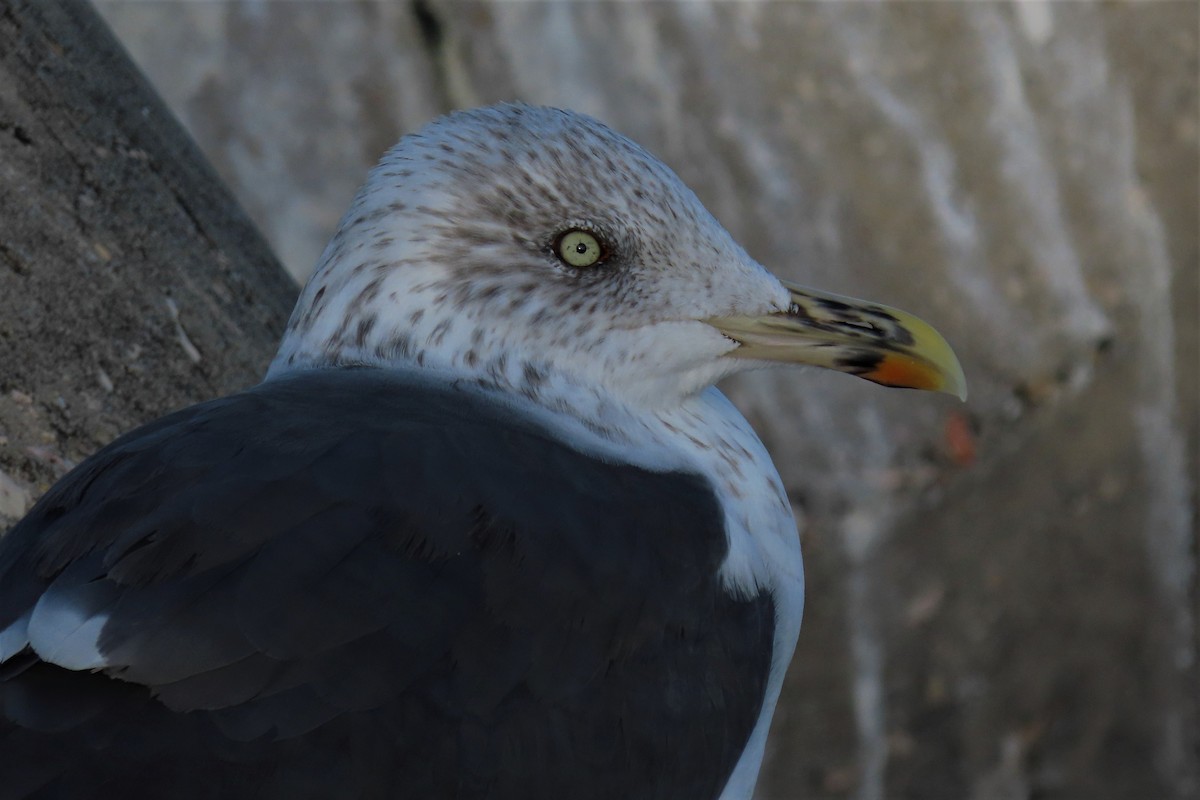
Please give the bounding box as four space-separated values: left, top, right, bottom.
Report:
555 229 606 268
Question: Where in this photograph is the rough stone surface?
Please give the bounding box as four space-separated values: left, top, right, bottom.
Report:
0 1 296 529
29 1 1200 798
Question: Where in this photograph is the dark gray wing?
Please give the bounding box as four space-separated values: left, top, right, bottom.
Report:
0 369 774 800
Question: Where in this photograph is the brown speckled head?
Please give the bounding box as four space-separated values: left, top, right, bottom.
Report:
268 104 789 408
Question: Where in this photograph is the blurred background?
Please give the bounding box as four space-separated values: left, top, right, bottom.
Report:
88 2 1198 798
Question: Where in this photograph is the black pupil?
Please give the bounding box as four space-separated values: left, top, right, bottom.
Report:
575 241 589 255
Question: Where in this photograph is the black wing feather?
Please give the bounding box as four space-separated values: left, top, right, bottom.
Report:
0 369 773 800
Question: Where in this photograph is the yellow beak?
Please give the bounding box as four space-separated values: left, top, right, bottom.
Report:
707 280 967 400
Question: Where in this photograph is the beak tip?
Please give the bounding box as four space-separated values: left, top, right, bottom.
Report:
945 362 969 403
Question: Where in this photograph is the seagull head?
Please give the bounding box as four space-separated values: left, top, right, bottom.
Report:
269 104 964 408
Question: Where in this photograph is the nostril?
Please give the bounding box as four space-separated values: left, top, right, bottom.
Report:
838 319 883 336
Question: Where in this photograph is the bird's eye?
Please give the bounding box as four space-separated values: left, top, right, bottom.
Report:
555 229 607 268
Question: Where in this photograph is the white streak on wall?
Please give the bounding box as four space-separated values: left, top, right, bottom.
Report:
1014 2 1055 47
838 407 899 800
1108 85 1199 799
971 11 1111 345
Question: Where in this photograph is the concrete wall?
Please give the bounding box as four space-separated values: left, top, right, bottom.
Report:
91 3 1200 798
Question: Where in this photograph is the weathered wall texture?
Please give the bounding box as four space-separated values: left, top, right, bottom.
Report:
52 1 1200 798
0 2 295 527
